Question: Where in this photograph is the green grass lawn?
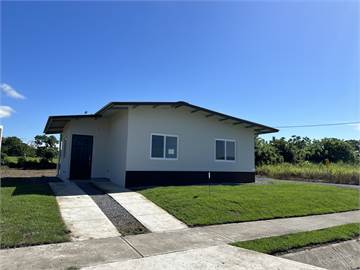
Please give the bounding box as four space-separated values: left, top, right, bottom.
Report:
0 179 70 248
138 181 359 226
232 223 360 254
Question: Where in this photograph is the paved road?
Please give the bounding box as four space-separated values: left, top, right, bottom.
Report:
256 176 360 189
1 210 359 270
282 239 360 270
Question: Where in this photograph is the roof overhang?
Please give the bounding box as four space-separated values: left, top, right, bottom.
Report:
44 101 278 135
44 115 100 134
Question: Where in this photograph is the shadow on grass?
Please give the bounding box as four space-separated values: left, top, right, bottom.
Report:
1 176 61 196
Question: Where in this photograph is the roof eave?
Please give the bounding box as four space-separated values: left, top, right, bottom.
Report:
43 114 99 134
44 101 278 135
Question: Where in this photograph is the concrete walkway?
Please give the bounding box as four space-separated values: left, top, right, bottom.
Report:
83 245 325 270
49 182 120 241
282 239 360 270
93 182 187 232
1 210 359 270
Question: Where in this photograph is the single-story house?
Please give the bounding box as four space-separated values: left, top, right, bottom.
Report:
44 101 278 187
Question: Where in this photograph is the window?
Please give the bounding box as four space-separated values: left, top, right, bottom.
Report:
151 134 178 159
215 139 236 161
151 135 164 158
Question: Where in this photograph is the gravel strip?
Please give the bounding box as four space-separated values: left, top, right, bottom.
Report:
76 182 149 235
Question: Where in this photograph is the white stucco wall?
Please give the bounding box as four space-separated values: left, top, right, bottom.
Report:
57 110 128 185
58 117 110 181
57 106 255 185
107 110 128 186
126 106 255 172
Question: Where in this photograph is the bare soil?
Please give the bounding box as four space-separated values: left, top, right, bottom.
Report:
0 167 57 178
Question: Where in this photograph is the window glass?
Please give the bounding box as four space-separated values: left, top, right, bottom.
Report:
216 140 225 160
165 136 178 159
151 135 164 158
226 141 235 160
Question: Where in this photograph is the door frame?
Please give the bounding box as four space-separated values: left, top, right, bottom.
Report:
69 134 93 180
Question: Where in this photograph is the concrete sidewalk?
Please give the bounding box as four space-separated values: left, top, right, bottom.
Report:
123 210 360 256
282 239 360 270
83 245 325 270
49 182 120 241
1 210 359 270
0 237 139 270
93 182 187 232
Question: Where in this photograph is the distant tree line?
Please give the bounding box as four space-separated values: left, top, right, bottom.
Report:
1 135 59 163
256 136 360 166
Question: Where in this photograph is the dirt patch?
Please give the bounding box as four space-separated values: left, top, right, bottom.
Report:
1 167 57 178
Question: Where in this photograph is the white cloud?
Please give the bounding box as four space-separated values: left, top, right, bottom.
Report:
351 123 360 131
0 83 25 99
0 106 15 118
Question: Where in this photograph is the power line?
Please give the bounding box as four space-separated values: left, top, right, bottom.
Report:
275 121 360 129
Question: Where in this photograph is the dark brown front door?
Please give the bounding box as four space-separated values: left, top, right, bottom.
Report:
70 134 93 179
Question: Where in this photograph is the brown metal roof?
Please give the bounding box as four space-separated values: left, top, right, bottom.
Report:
44 101 278 134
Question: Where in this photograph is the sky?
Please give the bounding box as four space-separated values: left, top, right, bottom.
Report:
1 1 359 143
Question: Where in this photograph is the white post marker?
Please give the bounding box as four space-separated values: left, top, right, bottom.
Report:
208 171 211 196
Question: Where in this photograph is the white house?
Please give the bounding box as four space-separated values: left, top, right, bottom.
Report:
44 101 278 187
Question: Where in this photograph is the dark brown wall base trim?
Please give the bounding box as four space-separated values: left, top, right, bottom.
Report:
125 171 255 188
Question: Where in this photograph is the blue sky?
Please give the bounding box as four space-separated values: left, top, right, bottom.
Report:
1 1 359 142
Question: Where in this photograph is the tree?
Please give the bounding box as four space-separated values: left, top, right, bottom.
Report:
34 135 59 161
255 138 283 165
270 137 297 163
257 136 359 165
1 136 36 157
320 138 356 163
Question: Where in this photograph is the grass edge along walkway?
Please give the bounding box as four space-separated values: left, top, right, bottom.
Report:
138 181 359 226
0 181 70 249
231 223 360 255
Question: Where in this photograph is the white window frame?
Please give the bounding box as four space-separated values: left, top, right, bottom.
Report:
150 133 179 160
214 138 236 162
